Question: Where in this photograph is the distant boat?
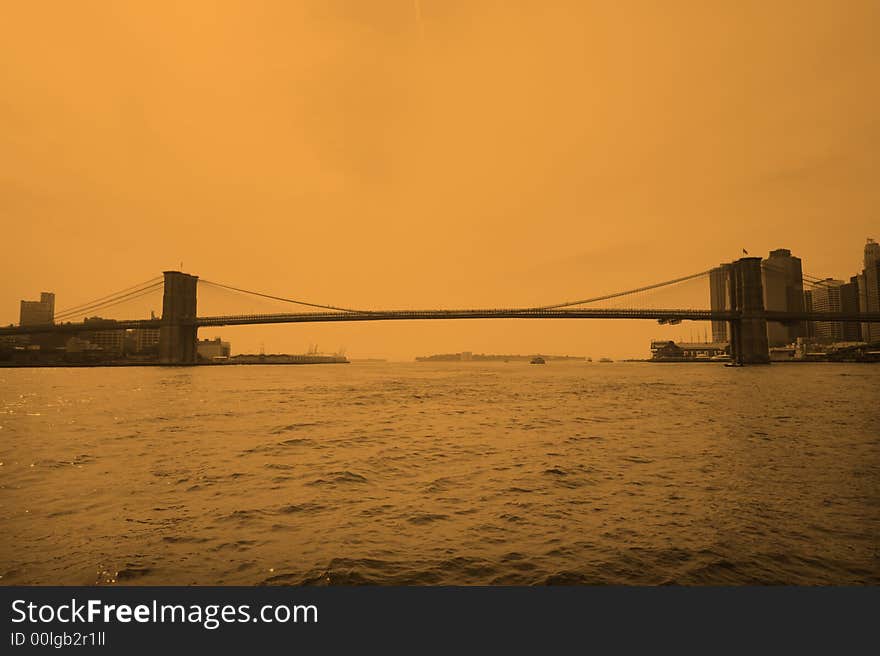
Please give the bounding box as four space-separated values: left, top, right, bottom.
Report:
710 354 731 362
530 356 546 365
599 357 613 363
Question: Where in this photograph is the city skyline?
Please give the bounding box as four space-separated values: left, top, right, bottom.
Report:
5 237 877 360
4 237 879 369
2 2 879 359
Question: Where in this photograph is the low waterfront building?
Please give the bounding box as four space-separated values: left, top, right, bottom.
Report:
769 345 797 361
0 334 29 348
78 317 125 355
132 328 160 352
65 336 104 353
197 337 231 360
132 314 161 352
650 340 728 361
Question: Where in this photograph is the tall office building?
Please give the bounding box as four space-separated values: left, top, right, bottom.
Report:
857 238 880 343
803 289 815 338
19 292 55 326
709 264 731 342
811 280 846 343
840 276 862 342
761 248 806 346
865 237 880 265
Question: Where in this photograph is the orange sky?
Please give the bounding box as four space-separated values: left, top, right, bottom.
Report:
1 1 878 358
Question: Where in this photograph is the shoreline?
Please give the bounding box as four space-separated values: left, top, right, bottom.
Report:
2 359 877 368
0 361 350 369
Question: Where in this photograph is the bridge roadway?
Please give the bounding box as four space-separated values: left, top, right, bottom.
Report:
2 308 880 335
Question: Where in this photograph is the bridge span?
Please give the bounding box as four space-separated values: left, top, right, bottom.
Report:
194 308 878 327
4 260 880 365
5 308 878 336
196 308 734 327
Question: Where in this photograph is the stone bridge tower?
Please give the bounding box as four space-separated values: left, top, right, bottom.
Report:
159 271 198 364
728 257 770 365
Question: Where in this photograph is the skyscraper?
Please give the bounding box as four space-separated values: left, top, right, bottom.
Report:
709 264 731 342
857 238 880 343
761 249 806 346
865 237 880 265
812 280 846 343
840 276 862 342
803 289 815 338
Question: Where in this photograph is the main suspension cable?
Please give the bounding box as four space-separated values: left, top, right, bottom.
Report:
199 279 369 314
54 280 164 322
54 277 163 318
534 269 713 311
63 285 164 322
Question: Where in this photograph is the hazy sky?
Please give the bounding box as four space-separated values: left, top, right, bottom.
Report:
1 1 877 358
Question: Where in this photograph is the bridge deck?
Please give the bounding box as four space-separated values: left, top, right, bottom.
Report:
2 308 880 335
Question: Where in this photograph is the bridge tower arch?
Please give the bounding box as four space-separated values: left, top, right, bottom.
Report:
159 271 199 364
728 257 770 365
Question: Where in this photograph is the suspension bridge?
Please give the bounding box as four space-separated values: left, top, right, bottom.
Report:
2 257 878 365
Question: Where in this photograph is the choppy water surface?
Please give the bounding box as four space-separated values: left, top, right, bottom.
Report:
1 362 878 585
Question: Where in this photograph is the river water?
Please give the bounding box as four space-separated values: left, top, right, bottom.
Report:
1 362 878 585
